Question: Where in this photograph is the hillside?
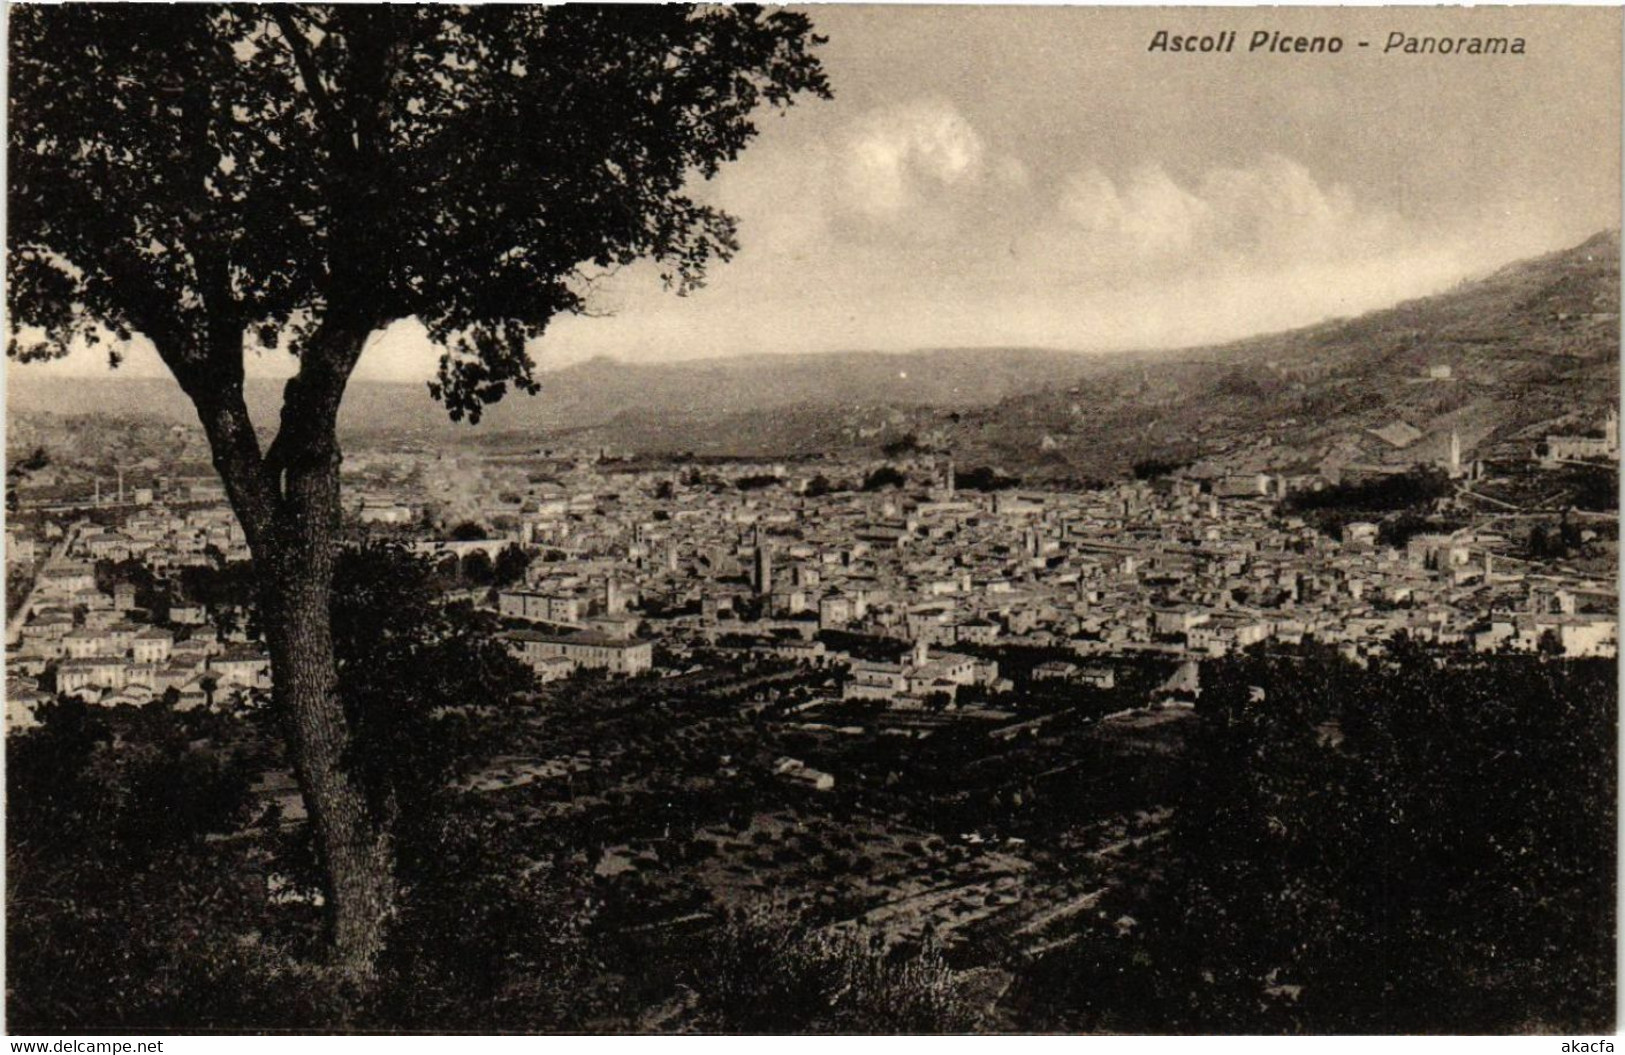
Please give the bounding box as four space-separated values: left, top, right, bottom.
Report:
8 231 1619 480
579 229 1617 480
945 229 1621 481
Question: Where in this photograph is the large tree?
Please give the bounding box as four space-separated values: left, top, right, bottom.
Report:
8 3 828 975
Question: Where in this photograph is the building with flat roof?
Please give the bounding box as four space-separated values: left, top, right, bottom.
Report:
505 629 653 676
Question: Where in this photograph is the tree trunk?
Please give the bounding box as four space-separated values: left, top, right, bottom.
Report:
254 441 396 980
189 327 392 978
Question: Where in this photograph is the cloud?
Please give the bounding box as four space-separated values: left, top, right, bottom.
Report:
840 99 986 218
1059 165 1211 260
1042 154 1401 281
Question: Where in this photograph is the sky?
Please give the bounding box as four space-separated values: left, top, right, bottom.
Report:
19 4 1623 383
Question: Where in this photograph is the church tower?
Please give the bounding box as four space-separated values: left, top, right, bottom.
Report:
754 533 772 596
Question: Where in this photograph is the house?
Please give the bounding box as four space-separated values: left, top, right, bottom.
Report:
8 651 50 677
74 587 112 611
210 648 272 689
82 607 123 630
526 654 577 683
584 613 641 640
38 562 96 594
498 589 584 624
1033 660 1116 688
357 501 417 525
131 627 174 664
504 629 653 676
57 657 130 697
1074 665 1117 689
757 639 828 665
1214 474 1273 499
107 622 142 652
1153 607 1211 638
174 677 212 711
170 639 214 667
773 756 835 792
63 628 113 659
953 618 1001 646
84 531 134 560
1406 535 1470 570
1342 522 1379 548
1543 410 1619 463
818 593 853 629
1032 660 1076 682
20 622 69 658
1476 613 1617 657
1188 614 1273 656
843 641 994 703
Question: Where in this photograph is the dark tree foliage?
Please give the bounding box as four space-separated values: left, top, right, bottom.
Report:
460 548 495 586
7 699 117 847
735 473 781 491
6 446 50 512
8 3 828 972
491 543 534 588
10 4 830 418
176 560 258 611
94 557 162 608
1285 467 1455 514
327 544 533 865
1568 463 1620 512
448 520 489 542
1131 457 1190 481
1028 640 1616 1033
1528 520 1589 561
881 432 923 458
363 810 609 1031
862 465 908 491
954 465 1021 492
802 473 848 497
6 699 291 1032
1375 510 1455 549
9 548 544 1031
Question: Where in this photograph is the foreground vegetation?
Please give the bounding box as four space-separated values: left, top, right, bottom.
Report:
1017 640 1616 1033
7 549 1614 1031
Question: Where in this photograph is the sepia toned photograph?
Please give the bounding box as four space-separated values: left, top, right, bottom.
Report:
3 2 1619 1036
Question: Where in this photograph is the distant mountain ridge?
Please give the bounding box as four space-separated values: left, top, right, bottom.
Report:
8 231 1620 480
563 229 1621 478
6 345 1112 437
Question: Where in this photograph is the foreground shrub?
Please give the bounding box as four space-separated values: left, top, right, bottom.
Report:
688 904 984 1033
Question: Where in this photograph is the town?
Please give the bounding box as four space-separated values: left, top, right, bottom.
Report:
5 399 1616 1007
8 411 1616 729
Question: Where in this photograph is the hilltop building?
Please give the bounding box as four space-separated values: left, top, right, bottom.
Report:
1544 409 1619 463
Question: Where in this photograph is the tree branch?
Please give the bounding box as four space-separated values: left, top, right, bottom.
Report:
263 316 375 492
193 385 278 549
271 9 347 160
